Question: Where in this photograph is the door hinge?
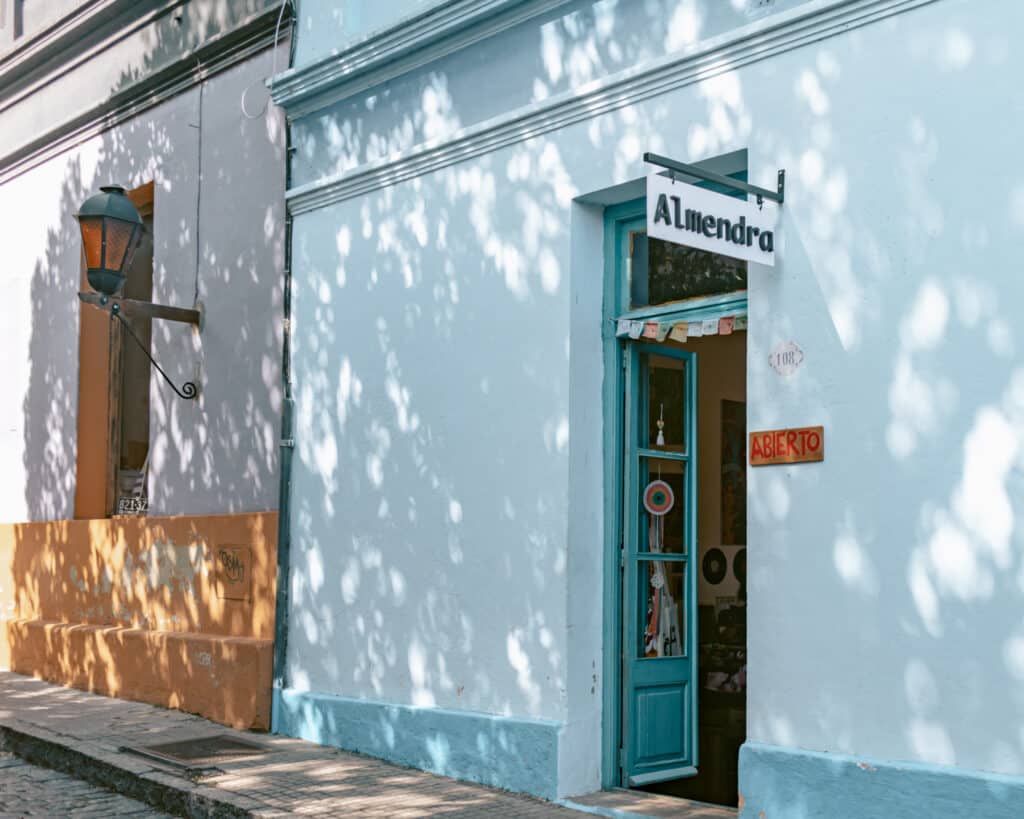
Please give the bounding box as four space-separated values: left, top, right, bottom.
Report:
619 546 626 568
618 746 626 773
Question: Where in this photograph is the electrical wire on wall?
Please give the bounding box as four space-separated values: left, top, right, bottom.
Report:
241 0 293 119
193 68 204 306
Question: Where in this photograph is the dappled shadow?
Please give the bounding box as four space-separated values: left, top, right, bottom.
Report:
289 0 812 187
7 3 287 522
278 0 1024 801
2 4 289 731
0 669 579 816
3 513 277 730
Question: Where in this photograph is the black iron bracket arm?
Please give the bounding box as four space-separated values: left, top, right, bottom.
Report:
110 304 198 400
644 152 785 205
78 291 200 400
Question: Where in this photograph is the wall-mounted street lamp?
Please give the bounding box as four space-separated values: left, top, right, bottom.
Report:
75 185 200 400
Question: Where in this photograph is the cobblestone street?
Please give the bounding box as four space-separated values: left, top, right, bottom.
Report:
0 754 170 818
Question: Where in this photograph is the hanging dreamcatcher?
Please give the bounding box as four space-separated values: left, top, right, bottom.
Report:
642 474 680 657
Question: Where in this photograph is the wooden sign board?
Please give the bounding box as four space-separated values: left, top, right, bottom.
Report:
750 426 824 466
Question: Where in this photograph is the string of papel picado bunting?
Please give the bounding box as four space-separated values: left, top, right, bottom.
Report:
615 314 747 341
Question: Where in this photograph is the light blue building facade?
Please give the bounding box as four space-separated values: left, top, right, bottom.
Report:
270 1 1024 816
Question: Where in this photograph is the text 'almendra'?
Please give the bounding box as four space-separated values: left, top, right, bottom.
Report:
652 193 774 252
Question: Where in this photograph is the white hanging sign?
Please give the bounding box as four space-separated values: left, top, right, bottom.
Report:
647 172 778 266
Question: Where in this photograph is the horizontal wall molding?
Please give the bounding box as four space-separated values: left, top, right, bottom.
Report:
273 687 562 800
0 0 138 86
0 5 289 185
286 0 940 216
739 741 1024 819
0 0 188 118
269 0 572 119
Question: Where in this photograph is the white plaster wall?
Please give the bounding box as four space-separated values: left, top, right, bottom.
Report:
0 149 75 522
0 45 285 522
148 46 286 516
743 0 1024 779
287 163 573 720
286 0 1024 795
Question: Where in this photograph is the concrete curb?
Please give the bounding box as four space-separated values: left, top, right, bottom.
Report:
0 721 259 818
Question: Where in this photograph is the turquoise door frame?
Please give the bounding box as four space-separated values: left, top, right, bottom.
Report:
600 197 749 789
621 342 699 785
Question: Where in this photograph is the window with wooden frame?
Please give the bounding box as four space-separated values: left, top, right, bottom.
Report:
74 181 154 518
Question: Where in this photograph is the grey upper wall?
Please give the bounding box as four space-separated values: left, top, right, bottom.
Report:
0 0 285 179
0 0 79 49
0 0 289 522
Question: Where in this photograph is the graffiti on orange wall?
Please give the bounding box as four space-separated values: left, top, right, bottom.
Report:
0 513 277 730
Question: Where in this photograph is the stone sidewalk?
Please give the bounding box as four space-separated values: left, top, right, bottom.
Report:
0 672 736 818
0 672 581 817
0 752 172 817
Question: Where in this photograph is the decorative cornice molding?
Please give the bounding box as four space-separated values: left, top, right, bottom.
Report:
0 0 118 74
0 0 183 95
0 0 190 118
286 0 939 216
0 5 289 185
268 0 572 119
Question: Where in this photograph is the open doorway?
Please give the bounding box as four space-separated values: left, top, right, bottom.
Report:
604 183 749 810
638 331 747 807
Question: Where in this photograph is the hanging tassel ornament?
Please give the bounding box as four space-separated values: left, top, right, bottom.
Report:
656 403 665 446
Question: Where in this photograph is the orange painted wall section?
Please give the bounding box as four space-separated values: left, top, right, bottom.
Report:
0 512 277 730
0 538 12 672
8 621 272 730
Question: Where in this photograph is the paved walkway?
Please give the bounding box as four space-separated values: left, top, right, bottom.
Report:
0 672 579 817
0 672 735 817
0 752 171 817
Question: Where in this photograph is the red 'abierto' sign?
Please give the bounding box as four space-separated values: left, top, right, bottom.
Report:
749 426 824 466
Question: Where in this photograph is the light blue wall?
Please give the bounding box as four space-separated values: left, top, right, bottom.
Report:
292 0 443 67
739 743 1024 819
275 688 563 798
285 157 572 715
281 0 1024 802
289 0 814 188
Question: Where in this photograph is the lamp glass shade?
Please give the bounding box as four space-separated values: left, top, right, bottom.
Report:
104 218 139 273
76 185 144 297
80 217 104 270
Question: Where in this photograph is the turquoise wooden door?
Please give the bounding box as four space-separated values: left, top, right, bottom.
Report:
621 342 699 786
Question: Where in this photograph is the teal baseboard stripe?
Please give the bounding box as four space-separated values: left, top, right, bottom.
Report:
739 741 1024 819
274 687 561 799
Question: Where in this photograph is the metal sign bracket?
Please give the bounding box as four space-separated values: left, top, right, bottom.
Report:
644 152 785 205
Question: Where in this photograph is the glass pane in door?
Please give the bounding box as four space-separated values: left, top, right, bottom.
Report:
647 354 687 451
637 559 686 659
638 457 686 555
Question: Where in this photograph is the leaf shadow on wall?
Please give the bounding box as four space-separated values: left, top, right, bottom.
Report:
12 7 287 733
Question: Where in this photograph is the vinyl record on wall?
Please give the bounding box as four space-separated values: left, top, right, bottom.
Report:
733 548 747 583
703 547 727 585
